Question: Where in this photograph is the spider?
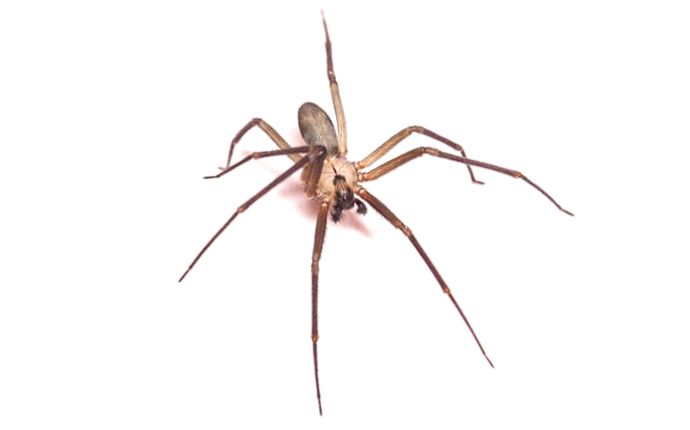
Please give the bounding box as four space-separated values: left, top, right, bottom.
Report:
179 13 573 415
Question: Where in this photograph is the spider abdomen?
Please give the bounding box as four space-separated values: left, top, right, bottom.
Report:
298 102 339 156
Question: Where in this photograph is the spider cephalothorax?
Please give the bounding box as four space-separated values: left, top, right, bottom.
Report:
179 12 573 416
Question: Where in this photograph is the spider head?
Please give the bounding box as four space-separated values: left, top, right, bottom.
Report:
331 174 367 222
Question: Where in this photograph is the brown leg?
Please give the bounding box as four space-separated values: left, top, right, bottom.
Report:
222 118 302 169
360 146 574 216
311 199 330 416
355 126 484 185
321 12 347 156
204 146 314 180
178 146 326 282
356 187 494 368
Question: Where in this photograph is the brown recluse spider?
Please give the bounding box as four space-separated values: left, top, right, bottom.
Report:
179 12 574 416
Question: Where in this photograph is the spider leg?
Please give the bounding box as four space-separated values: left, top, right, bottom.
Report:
178 146 326 282
204 146 315 180
355 187 494 368
321 11 347 156
355 126 484 184
360 146 574 216
222 118 302 169
311 199 330 416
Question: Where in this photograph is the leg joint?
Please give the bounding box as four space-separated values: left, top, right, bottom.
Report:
400 224 413 237
422 147 440 156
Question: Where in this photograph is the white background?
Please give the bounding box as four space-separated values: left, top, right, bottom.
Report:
1 1 689 429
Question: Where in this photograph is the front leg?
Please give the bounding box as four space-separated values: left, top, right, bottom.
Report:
178 146 326 282
355 187 494 367
311 199 330 415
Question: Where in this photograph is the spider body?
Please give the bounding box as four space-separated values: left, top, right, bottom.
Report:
179 13 573 415
299 102 364 221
